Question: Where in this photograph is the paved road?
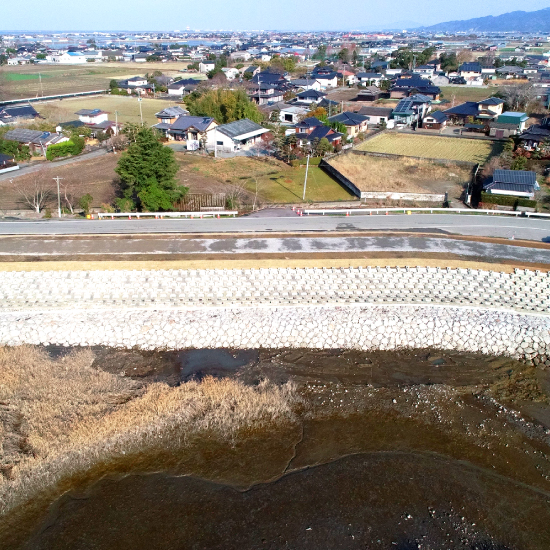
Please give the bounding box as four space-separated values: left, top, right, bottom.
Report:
0 149 109 182
0 214 549 241
1 235 549 265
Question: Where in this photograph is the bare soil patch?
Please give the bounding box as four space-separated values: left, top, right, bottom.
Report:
329 154 471 199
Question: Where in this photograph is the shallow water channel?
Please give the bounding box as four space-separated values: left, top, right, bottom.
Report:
11 348 550 549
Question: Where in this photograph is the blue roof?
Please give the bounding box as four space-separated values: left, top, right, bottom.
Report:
443 101 479 117
492 169 537 186
328 112 368 126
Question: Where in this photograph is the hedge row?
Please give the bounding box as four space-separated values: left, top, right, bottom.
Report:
290 157 323 167
46 140 84 161
480 192 537 208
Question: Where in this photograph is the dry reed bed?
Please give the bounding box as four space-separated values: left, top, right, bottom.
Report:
0 346 299 519
329 155 471 197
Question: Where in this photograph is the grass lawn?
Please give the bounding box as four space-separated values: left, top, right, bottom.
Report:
357 133 503 164
439 86 497 105
38 95 180 126
175 154 353 203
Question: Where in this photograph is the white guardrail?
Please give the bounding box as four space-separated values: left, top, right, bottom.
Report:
302 208 550 219
96 211 238 220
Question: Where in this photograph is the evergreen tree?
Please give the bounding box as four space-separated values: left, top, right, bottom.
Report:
115 128 187 212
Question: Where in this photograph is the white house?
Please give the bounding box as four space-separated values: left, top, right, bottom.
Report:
279 105 309 124
208 118 269 153
167 82 186 96
315 74 338 89
222 67 240 80
199 61 216 73
230 51 251 61
49 52 87 64
75 109 109 124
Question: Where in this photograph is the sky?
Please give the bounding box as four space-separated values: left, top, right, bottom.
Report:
2 0 550 32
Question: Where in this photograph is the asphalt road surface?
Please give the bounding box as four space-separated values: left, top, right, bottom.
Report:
1 235 549 265
0 214 549 242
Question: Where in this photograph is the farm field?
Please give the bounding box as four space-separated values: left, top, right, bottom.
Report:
37 95 180 126
438 86 496 104
329 154 471 201
356 133 503 164
0 62 198 100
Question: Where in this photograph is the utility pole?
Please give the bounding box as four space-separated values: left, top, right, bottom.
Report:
53 176 63 218
138 96 143 125
302 154 310 201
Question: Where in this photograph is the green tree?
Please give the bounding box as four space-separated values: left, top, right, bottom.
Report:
315 137 333 156
185 88 263 124
114 127 187 212
503 138 515 153
314 45 327 61
338 48 350 64
35 53 46 60
78 193 93 214
510 156 527 171
352 49 359 66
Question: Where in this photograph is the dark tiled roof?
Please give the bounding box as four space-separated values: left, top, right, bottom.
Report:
459 62 482 73
216 118 266 139
296 117 324 129
357 106 394 117
155 106 189 118
484 182 535 194
0 153 14 164
75 109 106 116
328 112 368 126
159 116 215 132
519 124 550 142
478 97 504 106
0 104 39 120
297 89 327 99
425 110 447 122
443 101 480 117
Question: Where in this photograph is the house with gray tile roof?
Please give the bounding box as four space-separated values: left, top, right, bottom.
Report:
209 118 269 153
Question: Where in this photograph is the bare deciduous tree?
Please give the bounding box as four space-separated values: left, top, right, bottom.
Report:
14 170 53 213
502 83 536 112
60 182 78 214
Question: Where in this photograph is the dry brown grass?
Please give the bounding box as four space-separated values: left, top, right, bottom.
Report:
330 154 471 199
0 346 299 518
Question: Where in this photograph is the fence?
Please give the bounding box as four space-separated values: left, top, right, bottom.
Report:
96 211 237 219
175 193 226 212
302 207 550 219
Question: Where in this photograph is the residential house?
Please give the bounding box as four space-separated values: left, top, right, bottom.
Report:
117 76 153 95
459 62 482 79
75 109 109 125
371 60 389 71
241 66 260 77
199 61 216 73
153 115 217 149
289 79 321 91
518 120 550 150
356 72 384 86
222 67 240 80
167 79 201 96
292 117 342 148
155 106 190 124
443 97 504 124
295 89 327 105
313 70 339 89
209 118 269 153
431 75 450 86
295 124 343 149
392 95 432 126
496 66 525 79
489 112 529 138
230 51 252 62
422 110 448 130
356 106 393 126
278 105 309 124
3 128 69 155
390 77 440 100
483 169 539 198
385 68 403 78
249 82 285 105
327 111 369 137
0 104 40 126
413 65 435 79
49 52 87 64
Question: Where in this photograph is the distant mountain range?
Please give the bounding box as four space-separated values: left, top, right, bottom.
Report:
417 7 550 33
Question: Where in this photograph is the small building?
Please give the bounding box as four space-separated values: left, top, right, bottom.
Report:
290 79 321 91
422 110 448 130
295 124 342 149
459 62 482 79
210 118 269 153
518 121 550 150
489 112 529 138
75 109 109 125
355 86 384 102
356 106 393 126
279 105 309 124
484 169 539 198
356 72 384 86
0 153 16 171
